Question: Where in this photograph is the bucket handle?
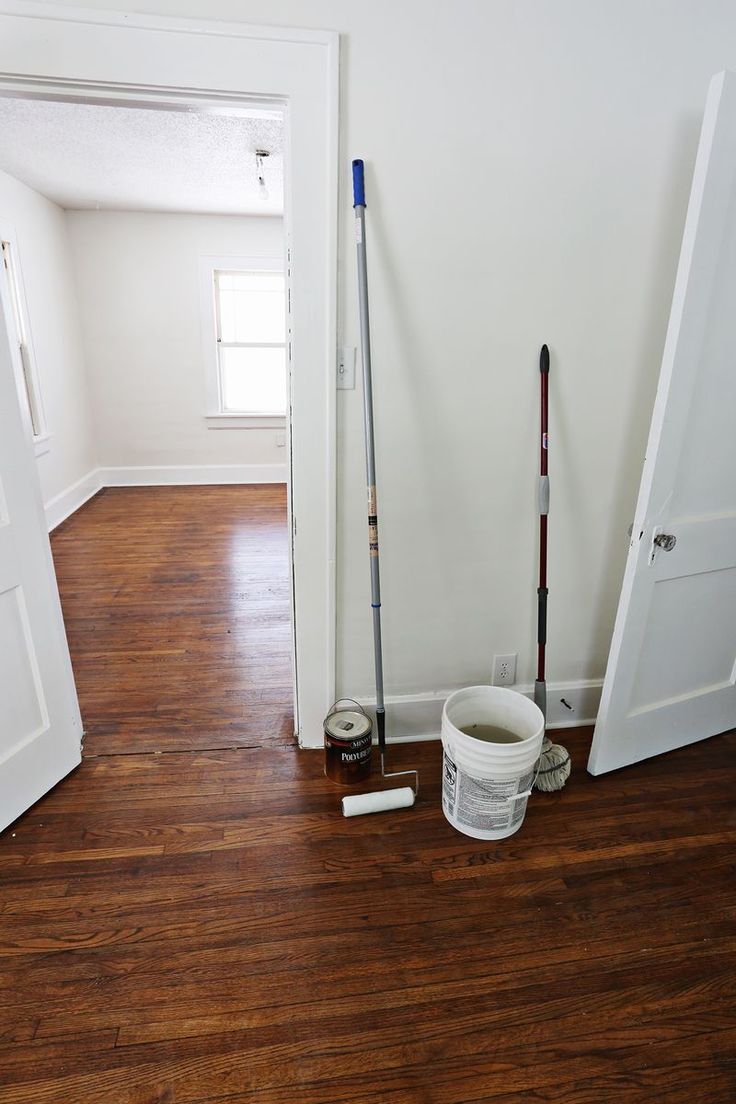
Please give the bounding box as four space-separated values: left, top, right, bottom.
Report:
325 698 369 721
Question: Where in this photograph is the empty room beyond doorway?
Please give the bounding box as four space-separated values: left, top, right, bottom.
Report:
0 90 297 760
51 485 294 756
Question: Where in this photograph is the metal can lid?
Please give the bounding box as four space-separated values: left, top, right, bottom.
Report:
324 709 372 742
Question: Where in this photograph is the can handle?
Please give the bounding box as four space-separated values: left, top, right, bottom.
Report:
325 698 369 720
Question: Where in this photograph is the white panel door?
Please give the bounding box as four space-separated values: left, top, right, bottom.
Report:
589 71 736 775
0 255 82 832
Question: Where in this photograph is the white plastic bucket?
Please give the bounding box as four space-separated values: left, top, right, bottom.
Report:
441 686 544 840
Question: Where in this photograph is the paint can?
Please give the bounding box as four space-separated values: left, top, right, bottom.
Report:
324 700 373 786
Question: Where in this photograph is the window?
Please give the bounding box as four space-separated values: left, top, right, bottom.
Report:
201 258 287 426
1 238 49 453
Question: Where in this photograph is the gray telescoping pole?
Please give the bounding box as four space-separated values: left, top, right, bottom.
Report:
352 159 386 758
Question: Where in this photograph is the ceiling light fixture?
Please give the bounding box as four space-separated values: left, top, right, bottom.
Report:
255 149 270 202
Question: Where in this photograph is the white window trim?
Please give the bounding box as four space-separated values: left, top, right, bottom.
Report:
199 254 286 427
205 414 284 429
0 221 50 455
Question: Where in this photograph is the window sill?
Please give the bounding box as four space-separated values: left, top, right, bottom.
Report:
34 432 52 458
205 414 286 430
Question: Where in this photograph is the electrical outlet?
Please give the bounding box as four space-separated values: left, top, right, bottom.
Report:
492 653 517 686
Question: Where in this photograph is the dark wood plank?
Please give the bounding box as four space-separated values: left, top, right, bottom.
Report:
50 485 294 755
1 727 735 1101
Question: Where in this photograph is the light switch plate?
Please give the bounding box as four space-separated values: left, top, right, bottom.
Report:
337 346 356 389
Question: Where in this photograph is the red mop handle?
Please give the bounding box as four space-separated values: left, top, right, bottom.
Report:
537 345 550 683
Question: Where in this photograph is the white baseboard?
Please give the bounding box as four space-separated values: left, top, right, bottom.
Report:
100 464 287 486
349 680 602 745
45 468 103 531
46 463 288 531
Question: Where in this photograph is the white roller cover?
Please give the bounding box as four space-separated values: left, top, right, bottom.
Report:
341 787 415 818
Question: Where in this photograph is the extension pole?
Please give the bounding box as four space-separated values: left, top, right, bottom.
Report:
535 344 550 724
352 159 386 758
342 159 419 816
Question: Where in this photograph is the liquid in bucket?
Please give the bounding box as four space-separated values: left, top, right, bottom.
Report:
459 724 523 744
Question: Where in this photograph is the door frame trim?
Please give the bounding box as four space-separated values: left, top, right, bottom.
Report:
0 1 339 748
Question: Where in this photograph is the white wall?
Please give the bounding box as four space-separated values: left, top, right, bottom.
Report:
66 211 285 473
36 0 736 706
0 169 96 509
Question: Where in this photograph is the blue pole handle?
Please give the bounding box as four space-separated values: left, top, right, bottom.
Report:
352 159 366 207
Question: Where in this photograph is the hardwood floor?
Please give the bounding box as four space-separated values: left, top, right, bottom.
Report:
3 486 735 1099
1 727 735 1102
50 486 294 756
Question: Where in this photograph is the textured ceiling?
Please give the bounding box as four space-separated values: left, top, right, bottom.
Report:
0 97 284 215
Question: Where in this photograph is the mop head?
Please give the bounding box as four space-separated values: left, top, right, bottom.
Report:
534 736 571 792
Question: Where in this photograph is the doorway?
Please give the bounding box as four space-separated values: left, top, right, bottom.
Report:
0 7 337 829
0 90 297 757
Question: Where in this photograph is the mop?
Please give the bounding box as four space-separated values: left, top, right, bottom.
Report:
341 160 419 818
534 344 572 791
